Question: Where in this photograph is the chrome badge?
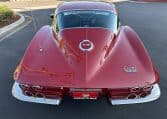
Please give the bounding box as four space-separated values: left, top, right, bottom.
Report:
79 40 94 52
124 66 137 73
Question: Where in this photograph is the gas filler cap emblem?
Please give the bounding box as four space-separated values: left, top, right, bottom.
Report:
79 40 94 52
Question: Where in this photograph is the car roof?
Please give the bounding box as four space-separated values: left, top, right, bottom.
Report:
56 1 117 14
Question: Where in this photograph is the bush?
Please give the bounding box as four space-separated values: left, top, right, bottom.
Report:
0 5 15 21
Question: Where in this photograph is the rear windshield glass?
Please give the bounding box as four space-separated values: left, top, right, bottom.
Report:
57 10 117 32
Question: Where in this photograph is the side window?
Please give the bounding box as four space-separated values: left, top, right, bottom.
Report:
53 15 59 33
55 16 59 33
52 15 62 44
117 16 120 28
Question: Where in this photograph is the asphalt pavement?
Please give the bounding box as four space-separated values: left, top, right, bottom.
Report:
0 1 167 119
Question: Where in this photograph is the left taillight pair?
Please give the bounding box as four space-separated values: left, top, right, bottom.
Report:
19 84 42 90
19 84 63 99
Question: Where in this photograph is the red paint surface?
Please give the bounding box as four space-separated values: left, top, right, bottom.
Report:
14 1 159 93
15 26 158 89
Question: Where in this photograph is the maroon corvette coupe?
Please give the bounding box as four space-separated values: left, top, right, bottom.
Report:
12 1 160 105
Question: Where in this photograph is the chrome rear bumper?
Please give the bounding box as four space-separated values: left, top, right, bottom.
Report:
12 82 61 105
12 82 160 105
110 84 161 105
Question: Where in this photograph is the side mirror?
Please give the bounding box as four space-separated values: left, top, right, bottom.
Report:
50 14 54 19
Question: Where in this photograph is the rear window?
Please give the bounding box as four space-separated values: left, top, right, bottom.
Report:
57 10 117 33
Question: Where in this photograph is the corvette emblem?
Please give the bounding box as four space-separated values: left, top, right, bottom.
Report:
79 40 94 52
124 66 137 73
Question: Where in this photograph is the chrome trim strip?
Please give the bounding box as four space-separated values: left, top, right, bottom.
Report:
110 84 161 105
70 88 102 92
12 82 61 105
59 27 118 34
73 97 97 100
55 9 117 15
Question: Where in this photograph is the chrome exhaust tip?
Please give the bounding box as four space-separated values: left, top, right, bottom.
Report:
35 93 45 98
127 93 138 99
139 92 148 98
24 90 34 97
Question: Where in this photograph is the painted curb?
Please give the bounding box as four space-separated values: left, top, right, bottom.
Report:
0 13 25 36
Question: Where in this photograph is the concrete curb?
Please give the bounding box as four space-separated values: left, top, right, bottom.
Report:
13 5 57 12
130 1 149 3
0 13 25 36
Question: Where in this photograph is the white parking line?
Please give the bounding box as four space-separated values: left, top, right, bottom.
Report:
0 16 32 42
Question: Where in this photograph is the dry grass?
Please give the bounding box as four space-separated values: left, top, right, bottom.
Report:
0 5 20 28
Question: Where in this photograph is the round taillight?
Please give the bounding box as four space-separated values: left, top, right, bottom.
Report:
24 90 33 97
139 92 148 98
130 87 140 92
35 93 44 98
127 93 137 99
143 85 153 92
32 85 42 90
20 84 29 89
